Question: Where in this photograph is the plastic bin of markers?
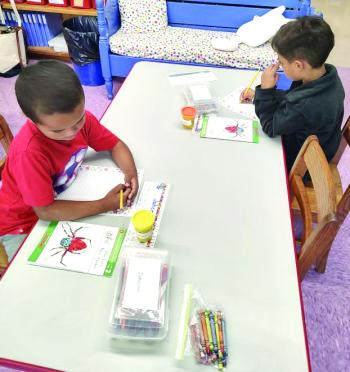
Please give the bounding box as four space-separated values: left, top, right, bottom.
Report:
108 248 170 340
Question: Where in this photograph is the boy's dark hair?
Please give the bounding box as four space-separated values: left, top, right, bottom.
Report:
271 16 334 68
15 60 84 123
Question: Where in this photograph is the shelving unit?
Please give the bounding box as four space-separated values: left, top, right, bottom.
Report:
0 2 97 60
1 3 96 16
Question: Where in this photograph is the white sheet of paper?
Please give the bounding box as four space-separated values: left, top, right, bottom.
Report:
122 257 162 311
189 84 212 101
55 165 143 216
202 116 255 143
168 70 217 86
219 86 258 120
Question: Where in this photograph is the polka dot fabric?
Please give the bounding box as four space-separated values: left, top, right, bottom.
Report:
119 0 168 33
109 26 277 69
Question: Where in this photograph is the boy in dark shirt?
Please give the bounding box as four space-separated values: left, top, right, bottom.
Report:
241 16 345 172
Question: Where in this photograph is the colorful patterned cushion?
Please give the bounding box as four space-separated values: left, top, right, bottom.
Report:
118 0 168 33
109 26 277 70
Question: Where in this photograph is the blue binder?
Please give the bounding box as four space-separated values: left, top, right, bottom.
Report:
33 13 44 46
42 13 62 42
22 13 33 46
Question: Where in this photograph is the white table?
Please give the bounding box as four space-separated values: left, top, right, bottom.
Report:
0 62 309 372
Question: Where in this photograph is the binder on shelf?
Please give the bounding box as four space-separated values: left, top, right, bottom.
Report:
8 11 16 27
19 13 29 45
32 13 42 46
42 13 63 42
22 13 33 46
37 14 48 46
32 13 43 46
27 13 38 46
2 11 9 26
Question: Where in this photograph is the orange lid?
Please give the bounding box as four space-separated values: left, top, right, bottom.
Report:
181 106 196 119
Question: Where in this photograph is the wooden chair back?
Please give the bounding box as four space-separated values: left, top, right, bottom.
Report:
331 115 350 165
0 114 14 178
289 135 338 280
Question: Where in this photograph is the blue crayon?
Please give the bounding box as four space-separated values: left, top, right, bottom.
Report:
221 316 228 360
209 312 218 353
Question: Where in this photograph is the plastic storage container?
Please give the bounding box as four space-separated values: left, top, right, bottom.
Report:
26 0 48 5
70 0 91 8
47 0 70 7
184 84 219 114
131 210 155 243
108 248 170 340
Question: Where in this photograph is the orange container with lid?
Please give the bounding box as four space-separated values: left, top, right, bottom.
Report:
181 106 197 129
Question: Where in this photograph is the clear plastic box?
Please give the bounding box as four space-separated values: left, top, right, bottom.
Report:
108 248 170 340
184 84 219 114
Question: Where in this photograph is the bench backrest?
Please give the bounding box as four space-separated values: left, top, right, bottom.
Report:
101 0 316 33
167 0 314 31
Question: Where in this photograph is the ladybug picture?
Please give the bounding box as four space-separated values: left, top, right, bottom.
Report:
49 223 91 266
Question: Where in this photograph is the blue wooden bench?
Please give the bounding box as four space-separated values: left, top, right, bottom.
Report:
96 0 318 99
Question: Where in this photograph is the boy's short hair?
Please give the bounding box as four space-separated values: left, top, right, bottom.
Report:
15 60 84 123
271 16 334 68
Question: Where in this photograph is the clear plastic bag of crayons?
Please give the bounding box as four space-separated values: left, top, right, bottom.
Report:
108 248 170 340
175 284 228 370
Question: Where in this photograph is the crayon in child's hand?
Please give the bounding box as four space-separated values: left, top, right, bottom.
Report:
119 189 124 209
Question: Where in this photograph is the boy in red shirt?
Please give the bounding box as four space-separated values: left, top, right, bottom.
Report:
0 60 138 261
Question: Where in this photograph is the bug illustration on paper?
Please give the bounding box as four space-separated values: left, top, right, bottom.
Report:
225 121 246 137
48 223 91 266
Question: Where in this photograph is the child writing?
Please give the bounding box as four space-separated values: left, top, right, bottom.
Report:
241 16 345 172
0 60 138 260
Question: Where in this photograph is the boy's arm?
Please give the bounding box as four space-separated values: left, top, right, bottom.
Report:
33 184 130 221
111 140 138 201
254 87 306 137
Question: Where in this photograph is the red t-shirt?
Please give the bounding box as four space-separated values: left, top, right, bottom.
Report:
0 111 119 235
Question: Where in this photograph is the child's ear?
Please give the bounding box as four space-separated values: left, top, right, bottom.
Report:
294 59 307 71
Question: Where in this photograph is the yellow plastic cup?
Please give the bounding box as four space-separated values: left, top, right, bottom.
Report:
131 210 155 243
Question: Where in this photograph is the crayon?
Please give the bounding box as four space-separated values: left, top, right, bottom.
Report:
209 312 218 353
119 189 123 209
199 311 210 355
204 310 214 353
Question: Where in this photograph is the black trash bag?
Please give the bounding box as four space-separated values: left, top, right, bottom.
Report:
62 16 100 66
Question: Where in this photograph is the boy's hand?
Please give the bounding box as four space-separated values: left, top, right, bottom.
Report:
240 88 255 103
124 174 139 205
103 184 131 211
261 63 280 89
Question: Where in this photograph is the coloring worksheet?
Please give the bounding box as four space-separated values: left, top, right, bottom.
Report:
28 221 126 277
200 115 259 143
219 86 258 120
55 165 144 217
